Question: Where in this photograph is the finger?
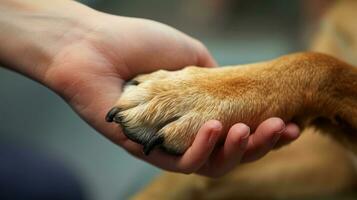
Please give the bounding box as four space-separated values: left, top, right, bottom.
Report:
274 123 300 149
198 123 250 177
144 120 222 173
176 120 222 173
193 39 218 67
241 117 285 163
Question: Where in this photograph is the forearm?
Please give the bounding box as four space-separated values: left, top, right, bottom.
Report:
0 0 94 83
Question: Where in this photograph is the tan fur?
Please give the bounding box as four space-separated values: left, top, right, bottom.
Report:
311 0 357 65
108 0 357 199
115 52 356 154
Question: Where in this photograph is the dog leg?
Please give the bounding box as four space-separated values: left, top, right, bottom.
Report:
107 52 357 154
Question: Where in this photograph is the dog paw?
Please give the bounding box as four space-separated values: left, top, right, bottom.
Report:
106 66 280 155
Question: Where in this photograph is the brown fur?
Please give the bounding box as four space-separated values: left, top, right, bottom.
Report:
113 52 356 154
107 0 357 199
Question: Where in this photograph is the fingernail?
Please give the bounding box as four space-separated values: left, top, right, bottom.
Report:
271 131 283 145
239 125 250 150
271 124 285 145
207 121 222 145
277 126 286 134
208 128 220 145
271 134 280 145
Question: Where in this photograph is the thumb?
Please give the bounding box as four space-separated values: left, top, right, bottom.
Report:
192 39 218 68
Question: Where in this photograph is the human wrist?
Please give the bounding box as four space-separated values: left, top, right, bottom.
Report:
0 0 99 83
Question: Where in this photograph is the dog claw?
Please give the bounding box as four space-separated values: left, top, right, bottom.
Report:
143 135 164 156
105 107 120 122
126 79 140 86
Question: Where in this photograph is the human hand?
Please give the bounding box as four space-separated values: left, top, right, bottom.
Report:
0 0 300 177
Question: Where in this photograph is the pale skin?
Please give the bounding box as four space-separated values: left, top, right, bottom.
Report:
0 0 300 177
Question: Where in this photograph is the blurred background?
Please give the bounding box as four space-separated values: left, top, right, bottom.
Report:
0 0 331 199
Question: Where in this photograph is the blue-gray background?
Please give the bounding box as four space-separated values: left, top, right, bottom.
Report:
0 0 307 199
